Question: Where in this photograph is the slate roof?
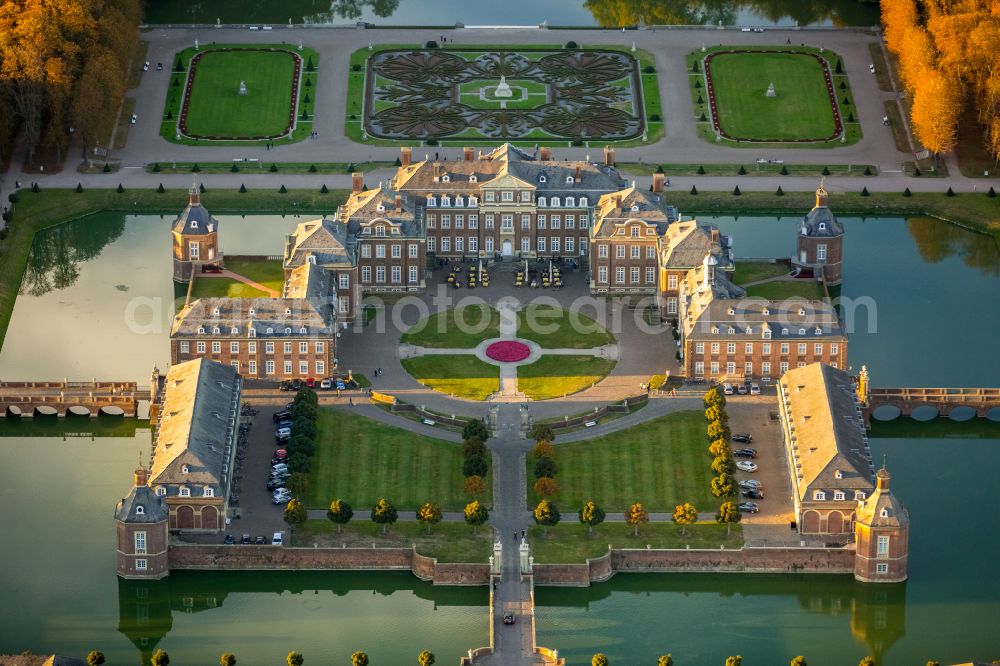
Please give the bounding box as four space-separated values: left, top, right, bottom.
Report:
283 218 355 269
592 186 678 237
661 220 731 269
283 262 332 301
339 188 423 238
801 186 844 236
856 468 909 527
171 297 335 338
779 363 874 497
685 296 843 340
171 187 217 236
115 483 169 523
149 358 240 492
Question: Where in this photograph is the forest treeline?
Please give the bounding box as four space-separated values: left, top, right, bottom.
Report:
0 0 141 165
882 0 1000 161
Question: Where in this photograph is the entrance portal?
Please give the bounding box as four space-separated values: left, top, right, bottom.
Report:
502 239 513 257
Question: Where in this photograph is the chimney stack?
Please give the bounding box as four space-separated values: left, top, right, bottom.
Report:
463 146 474 161
351 172 364 194
603 145 615 167
400 147 412 167
432 162 441 182
539 146 552 161
652 173 665 193
613 194 622 210
395 195 402 212
575 165 582 183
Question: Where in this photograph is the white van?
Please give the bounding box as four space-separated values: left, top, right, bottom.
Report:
272 532 284 546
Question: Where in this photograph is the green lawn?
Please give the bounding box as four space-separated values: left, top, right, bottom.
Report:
401 305 500 348
708 52 837 140
529 522 742 564
528 410 717 512
184 49 297 137
515 304 614 348
292 519 492 563
189 276 267 299
305 408 481 511
400 355 500 401
517 355 616 400
732 261 792 285
225 258 284 291
745 280 826 300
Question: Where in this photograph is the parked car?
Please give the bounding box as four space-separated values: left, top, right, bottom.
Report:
742 489 764 500
274 448 288 458
503 613 515 625
290 379 302 391
272 493 292 505
201 264 223 274
285 401 296 410
240 534 251 545
275 427 292 439
279 380 293 391
738 502 760 513
736 384 749 395
738 479 762 490
335 378 346 391
272 532 284 546
305 377 315 388
736 460 759 473
254 535 266 545
271 456 287 466
722 382 735 395
731 433 753 444
273 410 292 422
750 383 761 395
319 378 333 390
130 113 137 124
223 534 235 544
275 420 292 431
734 448 758 458
267 479 285 491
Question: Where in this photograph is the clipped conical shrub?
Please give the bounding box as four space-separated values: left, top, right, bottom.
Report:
839 81 846 90
738 165 746 175
847 112 854 122
239 183 247 193
192 163 201 173
946 187 955 197
699 113 707 122
690 185 698 195
776 186 784 196
692 60 699 72
157 183 165 193
903 188 912 197
732 186 741 196
320 184 329 193
696 165 705 175
152 163 161 172
394 157 402 166
988 186 996 198
116 183 125 193
279 184 288 193
199 183 206 193
270 163 278 172
656 165 665 174
696 95 703 104
308 164 317 173
864 166 872 176
822 166 830 175
303 93 311 104
694 79 701 89
861 187 870 196
75 182 83 193
835 59 843 74
305 78 312 87
301 109 309 120
780 165 788 175
230 163 239 172
913 166 922 176
102 163 111 173
31 183 39 193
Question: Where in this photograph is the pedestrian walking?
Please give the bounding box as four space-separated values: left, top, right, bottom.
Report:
513 532 517 542
349 398 353 406
521 530 525 539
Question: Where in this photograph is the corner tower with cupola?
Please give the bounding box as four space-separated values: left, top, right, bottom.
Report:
795 182 844 286
115 461 169 579
172 181 223 283
854 463 910 583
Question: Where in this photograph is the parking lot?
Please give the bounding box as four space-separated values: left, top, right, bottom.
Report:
726 398 800 546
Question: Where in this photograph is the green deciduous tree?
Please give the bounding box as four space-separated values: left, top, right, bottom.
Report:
151 650 169 666
579 500 606 535
220 654 236 666
352 651 369 666
464 500 489 533
534 456 557 478
625 502 649 536
462 437 487 459
416 502 443 534
286 472 310 498
592 654 609 666
328 499 353 532
284 498 307 530
418 651 436 666
462 419 490 441
534 499 561 535
286 652 303 666
530 423 556 443
372 498 398 534
463 455 488 478
531 440 555 460
86 652 105 666
673 503 697 536
717 501 742 535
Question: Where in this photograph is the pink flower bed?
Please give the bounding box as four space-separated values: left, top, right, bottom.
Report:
486 341 531 363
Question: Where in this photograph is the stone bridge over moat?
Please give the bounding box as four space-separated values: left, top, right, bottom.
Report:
864 386 1000 425
0 380 151 418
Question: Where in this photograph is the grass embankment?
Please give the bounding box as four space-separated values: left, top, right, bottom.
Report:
528 410 717 513
293 519 492 563
0 187 348 352
400 356 500 401
145 161 397 175
305 408 483 511
745 281 826 301
515 304 614 348
732 261 791 285
618 162 877 177
529 522 742 564
517 355 616 400
189 259 284 299
401 305 500 348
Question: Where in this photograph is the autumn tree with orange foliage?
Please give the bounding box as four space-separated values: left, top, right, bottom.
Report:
911 68 962 163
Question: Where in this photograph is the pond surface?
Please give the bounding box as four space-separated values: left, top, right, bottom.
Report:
142 0 880 28
0 423 488 664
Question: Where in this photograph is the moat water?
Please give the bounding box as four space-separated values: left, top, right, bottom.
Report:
143 0 880 28
0 212 997 663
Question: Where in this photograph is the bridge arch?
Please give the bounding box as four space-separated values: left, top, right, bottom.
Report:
987 407 1000 422
98 406 125 417
34 406 58 418
67 405 91 417
946 406 976 421
910 405 939 421
872 405 901 421
5 406 22 418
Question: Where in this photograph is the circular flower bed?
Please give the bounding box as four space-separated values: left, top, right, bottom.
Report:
485 341 531 363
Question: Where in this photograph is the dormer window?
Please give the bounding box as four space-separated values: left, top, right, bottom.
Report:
266 327 274 334
455 196 464 207
631 205 639 212
835 470 843 479
284 327 292 334
212 327 220 335
362 227 371 235
197 326 206 334
833 491 845 501
711 326 719 334
135 505 145 515
762 330 771 339
190 220 198 229
814 491 826 501
468 196 478 206
248 328 256 338
376 203 385 213
375 225 385 237
815 327 823 335
179 487 190 497
762 307 770 315
855 491 866 501
427 196 437 207
248 308 255 317
441 196 451 207
469 175 477 183
204 487 214 497
307 255 317 264
299 327 307 334
566 197 575 206
565 175 574 184
782 328 789 335
230 327 239 335
156 487 166 496
798 328 806 335
818 222 827 231
745 327 752 334
181 465 190 474
550 197 560 207
727 327 735 334
538 175 547 184
880 508 890 518
284 308 291 316
798 308 806 316
727 307 735 315
538 196 546 207
212 308 220 317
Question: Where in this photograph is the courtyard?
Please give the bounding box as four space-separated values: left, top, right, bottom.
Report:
360 47 649 141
